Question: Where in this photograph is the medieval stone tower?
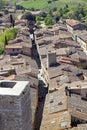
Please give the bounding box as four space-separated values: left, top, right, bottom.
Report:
47 51 56 68
0 80 32 130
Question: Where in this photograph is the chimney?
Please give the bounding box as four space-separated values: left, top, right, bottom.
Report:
47 51 56 68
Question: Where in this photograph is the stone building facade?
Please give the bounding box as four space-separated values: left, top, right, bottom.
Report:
0 80 32 130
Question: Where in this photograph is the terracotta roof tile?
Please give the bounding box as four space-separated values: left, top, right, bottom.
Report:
66 19 81 27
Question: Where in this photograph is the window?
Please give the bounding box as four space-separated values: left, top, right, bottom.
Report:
50 100 54 103
76 108 82 112
58 102 63 105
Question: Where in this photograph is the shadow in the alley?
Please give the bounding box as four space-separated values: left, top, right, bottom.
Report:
33 80 48 130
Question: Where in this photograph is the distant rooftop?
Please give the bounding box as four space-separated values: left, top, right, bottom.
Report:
43 91 67 115
77 31 87 41
66 19 81 27
67 80 87 89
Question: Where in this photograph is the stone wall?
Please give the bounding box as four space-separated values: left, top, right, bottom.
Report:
0 82 32 130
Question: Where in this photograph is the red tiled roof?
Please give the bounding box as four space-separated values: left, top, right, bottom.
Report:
66 19 81 27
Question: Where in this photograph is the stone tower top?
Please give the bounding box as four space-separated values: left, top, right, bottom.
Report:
47 51 56 68
0 80 29 96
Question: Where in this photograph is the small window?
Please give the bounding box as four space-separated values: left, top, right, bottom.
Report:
50 100 54 103
86 93 87 97
58 102 63 105
22 91 26 95
10 101 14 104
76 108 82 112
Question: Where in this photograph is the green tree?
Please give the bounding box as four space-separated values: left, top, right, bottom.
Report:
66 10 75 19
63 6 69 14
4 35 8 45
37 21 41 28
55 11 61 22
21 12 35 21
65 4 68 8
74 4 85 20
85 19 87 29
44 14 53 26
10 14 15 27
52 7 57 12
36 16 41 21
78 13 83 20
39 12 47 18
0 0 4 9
59 8 63 16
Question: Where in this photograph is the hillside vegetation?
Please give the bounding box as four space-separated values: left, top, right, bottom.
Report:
0 28 18 54
19 0 87 24
20 0 87 11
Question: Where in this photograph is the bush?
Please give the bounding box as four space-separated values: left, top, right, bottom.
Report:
21 12 35 21
0 28 18 54
30 8 35 11
52 7 57 12
39 12 47 18
48 0 52 4
44 14 53 26
16 5 25 10
4 28 18 41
